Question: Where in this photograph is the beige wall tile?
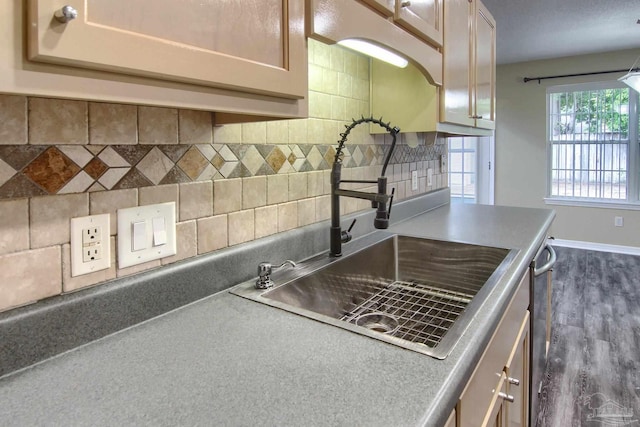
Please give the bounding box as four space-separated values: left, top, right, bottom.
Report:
241 122 267 144
344 50 358 77
62 236 116 293
307 171 324 197
0 198 29 255
316 195 331 222
89 102 137 145
288 173 307 201
213 123 242 144
0 94 27 145
214 178 242 215
179 110 213 144
162 220 197 265
267 174 289 205
197 214 228 254
330 46 345 72
357 55 370 81
297 198 316 227
323 170 331 195
278 201 298 232
179 181 213 221
139 184 179 210
322 69 339 95
309 92 331 119
29 98 88 144
0 246 61 312
228 210 254 246
255 205 278 239
116 258 161 277
242 176 266 210
331 96 346 121
266 120 289 145
309 64 323 92
138 106 178 144
90 189 138 234
288 119 308 145
31 193 89 248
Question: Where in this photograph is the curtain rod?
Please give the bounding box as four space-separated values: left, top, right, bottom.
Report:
523 68 639 84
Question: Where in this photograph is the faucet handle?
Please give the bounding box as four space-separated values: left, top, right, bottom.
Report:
255 260 297 289
341 219 356 244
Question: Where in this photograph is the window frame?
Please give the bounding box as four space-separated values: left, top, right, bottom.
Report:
544 80 640 209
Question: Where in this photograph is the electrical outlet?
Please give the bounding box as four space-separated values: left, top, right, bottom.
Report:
615 216 624 227
440 155 447 173
411 170 418 191
71 214 110 277
427 168 434 187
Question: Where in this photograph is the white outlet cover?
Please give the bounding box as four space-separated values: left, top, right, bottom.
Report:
70 213 110 277
117 202 176 269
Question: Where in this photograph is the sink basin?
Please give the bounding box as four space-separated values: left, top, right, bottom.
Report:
231 234 518 359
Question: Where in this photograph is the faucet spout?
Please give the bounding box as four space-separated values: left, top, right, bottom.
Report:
329 116 399 257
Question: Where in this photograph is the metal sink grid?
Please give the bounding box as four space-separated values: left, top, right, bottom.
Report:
341 280 473 348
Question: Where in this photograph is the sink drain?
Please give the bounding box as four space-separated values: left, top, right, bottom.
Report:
355 312 399 334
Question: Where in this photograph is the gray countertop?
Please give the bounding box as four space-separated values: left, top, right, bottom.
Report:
0 202 554 427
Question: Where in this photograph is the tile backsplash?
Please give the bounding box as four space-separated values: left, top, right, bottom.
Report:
0 40 447 313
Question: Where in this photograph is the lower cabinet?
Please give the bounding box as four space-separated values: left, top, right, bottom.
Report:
449 270 531 427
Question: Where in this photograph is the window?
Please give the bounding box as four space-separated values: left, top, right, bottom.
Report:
449 137 477 203
547 82 639 206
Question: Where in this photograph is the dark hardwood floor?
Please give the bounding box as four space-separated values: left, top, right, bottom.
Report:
536 246 640 426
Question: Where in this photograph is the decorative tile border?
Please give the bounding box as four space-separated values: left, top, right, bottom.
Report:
0 142 445 199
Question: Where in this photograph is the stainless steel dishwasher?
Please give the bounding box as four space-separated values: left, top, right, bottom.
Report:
529 238 556 426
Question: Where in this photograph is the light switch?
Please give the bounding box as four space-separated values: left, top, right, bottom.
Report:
152 216 167 246
132 220 147 251
117 202 176 268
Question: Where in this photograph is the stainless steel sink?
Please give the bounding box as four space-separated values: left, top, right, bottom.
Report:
231 234 518 359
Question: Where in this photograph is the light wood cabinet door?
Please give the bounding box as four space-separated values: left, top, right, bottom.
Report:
441 0 474 127
28 0 307 99
473 0 496 129
394 0 443 47
504 312 531 427
441 0 495 129
483 373 507 427
360 0 395 15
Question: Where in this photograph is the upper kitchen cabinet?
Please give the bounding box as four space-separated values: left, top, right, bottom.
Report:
359 0 443 47
394 0 443 48
1 1 307 122
441 0 496 130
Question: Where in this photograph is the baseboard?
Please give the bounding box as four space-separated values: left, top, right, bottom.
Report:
551 239 640 256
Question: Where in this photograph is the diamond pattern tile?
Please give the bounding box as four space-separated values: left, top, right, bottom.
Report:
266 147 286 172
98 146 130 167
0 158 16 188
84 157 108 180
136 147 174 185
0 137 444 199
23 147 80 193
241 145 265 176
177 146 209 180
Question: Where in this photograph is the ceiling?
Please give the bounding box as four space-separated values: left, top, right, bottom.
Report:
480 0 640 64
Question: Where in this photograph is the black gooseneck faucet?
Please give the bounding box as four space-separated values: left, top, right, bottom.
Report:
330 116 400 257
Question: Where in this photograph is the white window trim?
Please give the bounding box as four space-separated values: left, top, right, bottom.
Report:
545 81 639 206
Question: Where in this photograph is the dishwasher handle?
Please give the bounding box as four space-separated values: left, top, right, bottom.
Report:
534 243 556 277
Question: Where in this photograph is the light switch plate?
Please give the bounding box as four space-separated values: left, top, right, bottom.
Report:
117 202 176 269
70 214 110 277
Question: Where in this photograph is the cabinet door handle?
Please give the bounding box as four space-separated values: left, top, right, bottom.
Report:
401 1 411 7
498 392 515 403
54 5 78 23
470 114 484 119
507 377 520 386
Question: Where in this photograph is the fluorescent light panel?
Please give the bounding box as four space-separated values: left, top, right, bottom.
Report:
619 71 640 94
338 39 408 68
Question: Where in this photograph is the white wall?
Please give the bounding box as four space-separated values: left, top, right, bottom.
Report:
495 48 640 247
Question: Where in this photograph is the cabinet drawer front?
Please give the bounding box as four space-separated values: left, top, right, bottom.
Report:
458 271 530 427
28 0 307 99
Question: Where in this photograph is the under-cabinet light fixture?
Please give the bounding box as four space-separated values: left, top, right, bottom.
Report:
619 55 640 93
337 39 408 68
